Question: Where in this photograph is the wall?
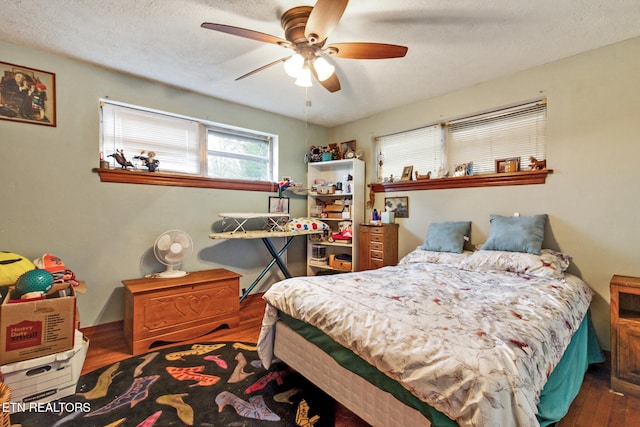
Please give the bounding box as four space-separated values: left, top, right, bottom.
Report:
0 40 328 327
329 37 640 350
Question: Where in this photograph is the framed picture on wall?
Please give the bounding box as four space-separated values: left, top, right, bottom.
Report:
385 196 409 218
268 197 290 213
0 61 56 127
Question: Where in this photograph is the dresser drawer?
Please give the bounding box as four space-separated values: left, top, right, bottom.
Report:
370 226 385 235
371 259 385 269
370 234 385 243
370 241 384 251
370 250 384 261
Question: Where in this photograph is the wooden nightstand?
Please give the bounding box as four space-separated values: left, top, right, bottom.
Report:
122 268 241 355
357 223 399 271
610 274 640 397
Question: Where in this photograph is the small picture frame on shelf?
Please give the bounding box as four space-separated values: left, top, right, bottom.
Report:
268 196 290 213
340 140 357 159
495 157 520 173
400 165 414 181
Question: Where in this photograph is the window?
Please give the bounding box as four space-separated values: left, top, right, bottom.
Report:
376 125 443 181
207 128 274 181
377 99 547 179
100 100 277 183
445 100 546 175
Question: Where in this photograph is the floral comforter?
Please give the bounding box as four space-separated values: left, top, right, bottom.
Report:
258 253 593 426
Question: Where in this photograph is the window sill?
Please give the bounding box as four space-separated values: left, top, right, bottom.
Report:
370 169 553 192
92 168 277 192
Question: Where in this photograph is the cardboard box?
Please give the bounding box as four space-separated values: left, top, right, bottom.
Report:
0 287 76 365
1 330 88 412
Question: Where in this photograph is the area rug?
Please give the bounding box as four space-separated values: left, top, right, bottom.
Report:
9 341 334 427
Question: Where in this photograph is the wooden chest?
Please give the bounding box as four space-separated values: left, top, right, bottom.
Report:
122 269 241 355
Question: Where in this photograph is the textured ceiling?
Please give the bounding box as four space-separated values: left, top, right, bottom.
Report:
2 1 639 127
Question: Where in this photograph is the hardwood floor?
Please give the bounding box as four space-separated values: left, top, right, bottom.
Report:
79 294 640 427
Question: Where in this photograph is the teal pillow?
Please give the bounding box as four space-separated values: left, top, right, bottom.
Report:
421 221 471 254
482 214 547 255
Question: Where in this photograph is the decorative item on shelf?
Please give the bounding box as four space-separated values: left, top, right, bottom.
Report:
309 146 322 162
415 170 431 180
108 149 134 169
528 156 547 170
321 148 332 161
278 179 291 198
328 143 340 160
377 151 384 182
134 150 159 172
99 151 110 169
401 165 414 181
453 162 472 177
495 157 520 173
340 140 356 159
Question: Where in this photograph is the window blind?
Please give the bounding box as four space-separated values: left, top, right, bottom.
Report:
445 100 547 174
101 102 200 174
377 125 443 181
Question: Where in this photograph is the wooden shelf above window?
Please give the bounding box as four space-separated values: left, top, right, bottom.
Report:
92 168 277 192
370 169 553 193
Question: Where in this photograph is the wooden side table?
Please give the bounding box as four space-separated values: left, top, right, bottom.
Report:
357 223 399 271
122 268 241 355
610 274 640 397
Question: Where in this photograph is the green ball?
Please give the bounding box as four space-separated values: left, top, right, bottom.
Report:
15 269 54 295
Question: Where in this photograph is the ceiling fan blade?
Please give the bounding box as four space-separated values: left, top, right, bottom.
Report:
235 56 291 81
326 42 408 59
311 65 341 93
305 0 349 44
201 23 290 47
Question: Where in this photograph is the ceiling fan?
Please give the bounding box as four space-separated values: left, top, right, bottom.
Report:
201 0 408 93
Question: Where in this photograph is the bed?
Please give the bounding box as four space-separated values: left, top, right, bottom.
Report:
257 216 604 427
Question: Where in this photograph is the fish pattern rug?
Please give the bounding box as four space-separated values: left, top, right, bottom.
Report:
9 341 334 426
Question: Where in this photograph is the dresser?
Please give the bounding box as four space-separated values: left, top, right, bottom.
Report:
122 268 240 355
357 223 399 271
610 274 640 397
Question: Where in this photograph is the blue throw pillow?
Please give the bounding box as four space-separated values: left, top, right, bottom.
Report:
421 221 471 254
482 214 547 255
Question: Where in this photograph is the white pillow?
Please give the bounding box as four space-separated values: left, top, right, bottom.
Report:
399 247 473 267
460 249 571 279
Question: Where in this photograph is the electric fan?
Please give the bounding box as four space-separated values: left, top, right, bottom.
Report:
153 230 193 278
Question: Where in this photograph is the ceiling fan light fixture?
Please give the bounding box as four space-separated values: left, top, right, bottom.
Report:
284 53 304 78
313 57 335 81
295 65 313 87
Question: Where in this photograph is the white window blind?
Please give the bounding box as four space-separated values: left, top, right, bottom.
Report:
445 100 547 174
377 125 443 180
101 102 201 174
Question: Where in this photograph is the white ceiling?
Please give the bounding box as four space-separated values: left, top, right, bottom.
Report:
2 1 639 127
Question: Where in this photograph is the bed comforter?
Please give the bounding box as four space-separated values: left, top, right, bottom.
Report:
258 254 593 426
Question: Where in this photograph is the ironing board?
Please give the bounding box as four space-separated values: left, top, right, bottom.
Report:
219 212 290 233
210 228 323 302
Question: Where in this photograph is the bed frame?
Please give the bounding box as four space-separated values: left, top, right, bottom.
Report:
273 321 431 427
